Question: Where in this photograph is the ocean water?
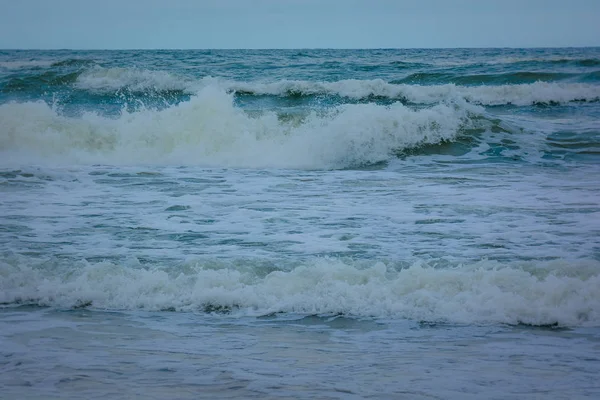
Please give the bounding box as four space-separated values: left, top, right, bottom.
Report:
1 48 599 399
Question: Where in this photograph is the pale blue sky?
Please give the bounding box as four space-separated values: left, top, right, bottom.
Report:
0 0 598 49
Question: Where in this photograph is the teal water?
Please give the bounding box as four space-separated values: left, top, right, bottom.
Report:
1 48 600 399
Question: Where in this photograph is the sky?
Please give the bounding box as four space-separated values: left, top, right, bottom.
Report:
0 0 599 49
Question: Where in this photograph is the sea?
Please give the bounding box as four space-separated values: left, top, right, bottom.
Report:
1 48 599 399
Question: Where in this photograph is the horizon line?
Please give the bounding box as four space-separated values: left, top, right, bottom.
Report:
2 45 600 51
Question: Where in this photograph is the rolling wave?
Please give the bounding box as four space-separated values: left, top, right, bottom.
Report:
74 66 195 94
0 86 482 169
512 57 600 67
1 256 598 327
50 58 97 68
395 71 576 85
229 79 600 106
3 63 599 107
3 71 81 92
70 68 600 106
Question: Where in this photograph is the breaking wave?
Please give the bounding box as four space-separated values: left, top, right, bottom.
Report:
70 68 600 105
229 79 600 106
75 66 195 94
1 256 598 327
395 71 576 85
4 64 599 106
0 86 481 169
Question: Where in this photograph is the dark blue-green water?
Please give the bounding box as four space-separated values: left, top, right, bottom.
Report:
1 48 599 399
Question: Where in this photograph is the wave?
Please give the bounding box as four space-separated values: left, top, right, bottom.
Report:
443 56 600 68
396 71 576 85
1 257 598 327
229 80 600 106
509 57 600 68
24 64 592 106
0 58 94 71
389 60 430 69
576 58 600 67
51 58 97 68
0 60 55 70
74 66 196 94
391 55 600 68
0 86 480 169
3 71 81 92
5 62 599 107
71 68 600 106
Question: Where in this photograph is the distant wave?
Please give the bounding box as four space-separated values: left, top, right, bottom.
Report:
71 67 600 106
0 86 481 169
73 70 599 106
0 60 55 70
394 71 576 85
1 256 599 327
388 60 430 69
426 56 600 68
0 58 95 72
3 71 81 92
50 58 97 68
505 57 600 67
228 79 600 106
75 66 195 94
4 63 599 106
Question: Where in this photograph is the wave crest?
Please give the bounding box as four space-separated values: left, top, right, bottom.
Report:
0 86 480 169
230 79 600 106
1 257 598 327
75 66 195 94
64 65 600 106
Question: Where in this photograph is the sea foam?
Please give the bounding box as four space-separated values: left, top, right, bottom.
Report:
1 257 598 327
228 79 600 106
70 68 600 105
0 86 479 169
75 66 194 93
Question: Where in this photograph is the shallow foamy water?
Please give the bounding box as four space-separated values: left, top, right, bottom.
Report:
2 48 600 398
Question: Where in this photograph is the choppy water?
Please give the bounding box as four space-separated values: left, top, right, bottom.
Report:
1 48 600 399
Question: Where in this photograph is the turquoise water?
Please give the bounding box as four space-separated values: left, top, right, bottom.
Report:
1 48 600 399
